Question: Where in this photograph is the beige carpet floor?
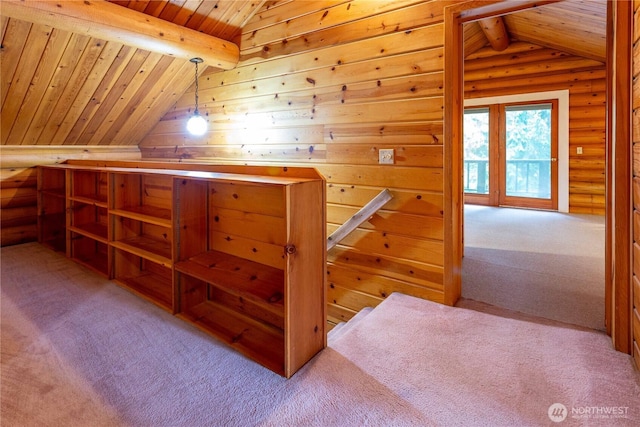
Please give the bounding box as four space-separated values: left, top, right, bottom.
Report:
2 242 638 426
462 205 605 330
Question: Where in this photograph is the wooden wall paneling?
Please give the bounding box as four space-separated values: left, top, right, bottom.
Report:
0 18 32 108
94 54 172 145
238 1 447 62
241 1 343 35
326 184 443 217
632 0 640 367
0 167 38 246
326 262 444 303
327 245 444 292
1 23 53 144
327 205 443 241
203 23 443 92
5 29 74 146
71 49 153 145
141 1 452 321
46 41 130 146
111 60 195 145
21 33 92 146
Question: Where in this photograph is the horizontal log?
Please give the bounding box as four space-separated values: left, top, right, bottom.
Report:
465 57 605 82
0 224 37 247
141 125 325 147
327 283 383 313
171 72 445 121
140 144 327 163
215 23 444 87
327 263 445 303
194 49 445 105
326 184 443 217
326 144 443 167
0 167 37 188
327 224 444 266
570 206 605 215
325 122 444 142
316 164 443 192
327 302 358 324
0 206 37 227
328 245 444 290
465 47 573 72
0 145 141 168
1 0 239 69
464 69 606 93
0 187 36 209
327 204 443 240
238 1 447 63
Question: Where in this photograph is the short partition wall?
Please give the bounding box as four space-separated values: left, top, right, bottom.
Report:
37 161 327 378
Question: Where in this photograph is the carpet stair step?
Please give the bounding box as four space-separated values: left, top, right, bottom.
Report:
328 306 373 344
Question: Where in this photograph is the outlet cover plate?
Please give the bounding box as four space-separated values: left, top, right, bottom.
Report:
379 148 394 164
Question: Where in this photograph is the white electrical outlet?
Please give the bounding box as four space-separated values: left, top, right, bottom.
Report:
577 147 583 155
379 148 394 164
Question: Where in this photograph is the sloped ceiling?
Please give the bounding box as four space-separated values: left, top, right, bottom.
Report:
0 0 607 147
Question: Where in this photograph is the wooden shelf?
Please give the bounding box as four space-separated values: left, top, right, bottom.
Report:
110 206 171 228
178 300 285 375
71 169 108 205
113 248 173 312
69 223 108 243
111 235 172 267
176 250 285 316
37 161 326 377
41 188 66 199
70 232 108 276
69 195 108 208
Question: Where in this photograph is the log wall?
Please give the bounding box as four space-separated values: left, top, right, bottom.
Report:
632 0 640 369
464 41 607 215
0 146 141 247
140 0 451 324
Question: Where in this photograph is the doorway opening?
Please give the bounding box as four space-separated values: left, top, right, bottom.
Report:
448 1 608 330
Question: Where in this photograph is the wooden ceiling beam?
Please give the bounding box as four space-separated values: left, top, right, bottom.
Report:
0 0 240 70
478 16 510 51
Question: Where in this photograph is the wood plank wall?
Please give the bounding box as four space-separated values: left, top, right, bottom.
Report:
0 146 141 247
140 0 451 324
464 41 607 215
632 0 640 370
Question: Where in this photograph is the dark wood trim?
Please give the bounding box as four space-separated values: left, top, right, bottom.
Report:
609 0 633 353
498 100 559 211
443 3 465 305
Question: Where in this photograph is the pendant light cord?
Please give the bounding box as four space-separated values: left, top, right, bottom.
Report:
193 59 200 115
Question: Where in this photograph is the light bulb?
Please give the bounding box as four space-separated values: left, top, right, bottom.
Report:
187 113 207 136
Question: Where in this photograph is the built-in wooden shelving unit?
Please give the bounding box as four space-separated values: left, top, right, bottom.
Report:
37 161 326 378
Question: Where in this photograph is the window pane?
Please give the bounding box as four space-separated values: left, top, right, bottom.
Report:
504 104 552 199
463 108 489 195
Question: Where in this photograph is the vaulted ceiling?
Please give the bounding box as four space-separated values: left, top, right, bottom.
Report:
0 0 607 147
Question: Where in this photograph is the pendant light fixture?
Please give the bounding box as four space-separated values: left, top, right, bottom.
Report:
186 57 207 136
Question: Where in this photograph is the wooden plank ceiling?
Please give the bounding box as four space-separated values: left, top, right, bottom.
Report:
1 0 606 147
